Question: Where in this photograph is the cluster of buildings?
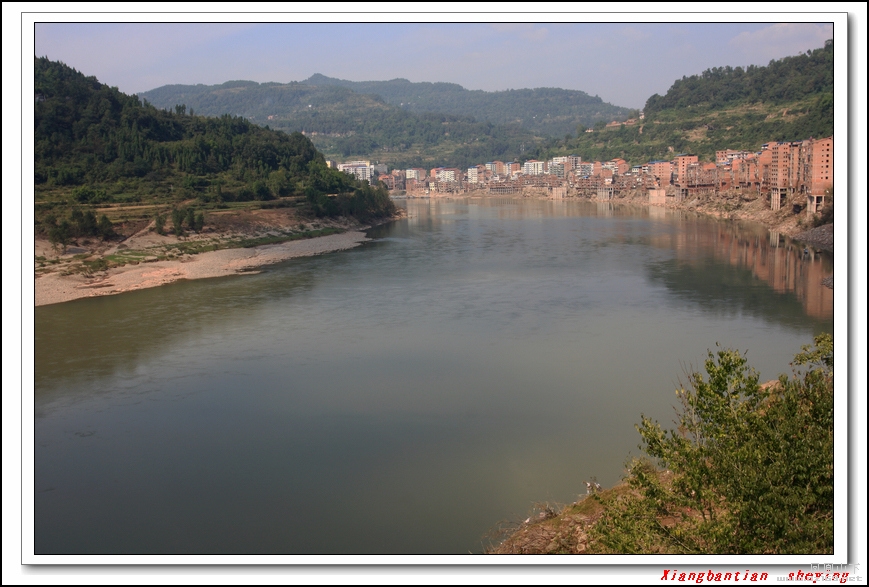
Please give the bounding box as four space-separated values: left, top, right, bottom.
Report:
328 135 832 215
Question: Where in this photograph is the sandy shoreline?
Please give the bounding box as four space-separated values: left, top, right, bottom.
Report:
35 230 370 307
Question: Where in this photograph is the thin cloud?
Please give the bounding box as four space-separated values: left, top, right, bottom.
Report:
520 27 549 42
488 23 550 41
36 23 259 92
728 23 833 61
617 26 653 42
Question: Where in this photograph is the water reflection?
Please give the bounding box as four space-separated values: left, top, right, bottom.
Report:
35 260 323 409
644 216 832 321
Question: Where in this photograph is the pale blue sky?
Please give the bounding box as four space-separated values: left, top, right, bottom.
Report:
34 21 835 109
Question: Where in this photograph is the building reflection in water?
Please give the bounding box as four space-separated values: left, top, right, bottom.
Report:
651 219 832 321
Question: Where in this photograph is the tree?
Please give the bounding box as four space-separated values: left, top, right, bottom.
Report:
590 335 834 554
154 212 166 235
98 214 115 239
184 207 195 229
48 219 71 253
172 208 185 236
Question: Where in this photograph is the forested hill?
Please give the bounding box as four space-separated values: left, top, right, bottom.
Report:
644 40 833 115
34 57 395 221
299 74 632 137
139 80 541 170
534 40 834 166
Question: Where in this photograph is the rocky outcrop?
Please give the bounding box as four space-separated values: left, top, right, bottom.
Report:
793 223 834 251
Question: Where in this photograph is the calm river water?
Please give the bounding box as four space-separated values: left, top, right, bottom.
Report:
34 198 833 554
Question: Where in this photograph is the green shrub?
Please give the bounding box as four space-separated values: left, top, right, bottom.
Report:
591 335 833 554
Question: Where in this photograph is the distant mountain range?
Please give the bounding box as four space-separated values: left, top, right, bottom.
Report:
298 74 631 136
139 77 632 169
139 40 833 169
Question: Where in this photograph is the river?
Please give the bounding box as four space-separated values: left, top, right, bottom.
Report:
34 198 833 554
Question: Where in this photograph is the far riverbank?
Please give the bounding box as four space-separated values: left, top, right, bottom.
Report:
412 190 833 248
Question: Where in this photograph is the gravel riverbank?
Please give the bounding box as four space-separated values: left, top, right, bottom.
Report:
792 223 834 251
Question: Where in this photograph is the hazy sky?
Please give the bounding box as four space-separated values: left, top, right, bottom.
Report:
34 19 836 109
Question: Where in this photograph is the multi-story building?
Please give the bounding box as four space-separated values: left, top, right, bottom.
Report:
522 160 546 176
767 141 801 210
602 158 629 175
672 154 698 185
438 168 463 182
716 149 754 165
800 136 833 213
647 160 672 186
574 162 594 177
731 155 761 193
548 162 566 179
338 160 373 182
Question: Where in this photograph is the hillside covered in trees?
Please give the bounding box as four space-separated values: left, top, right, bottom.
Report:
34 56 395 238
534 40 834 165
298 74 631 137
139 79 542 170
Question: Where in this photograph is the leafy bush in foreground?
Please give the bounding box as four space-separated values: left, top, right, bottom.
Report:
591 335 834 554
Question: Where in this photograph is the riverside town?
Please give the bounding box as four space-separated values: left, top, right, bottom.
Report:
330 133 832 217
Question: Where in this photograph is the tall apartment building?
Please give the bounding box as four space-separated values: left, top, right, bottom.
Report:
800 136 833 213
574 162 594 177
548 162 566 178
647 161 673 186
522 160 546 175
672 154 698 184
338 160 373 182
767 141 802 211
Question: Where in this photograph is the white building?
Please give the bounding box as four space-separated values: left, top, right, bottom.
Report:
435 168 459 182
522 160 546 175
338 160 373 181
